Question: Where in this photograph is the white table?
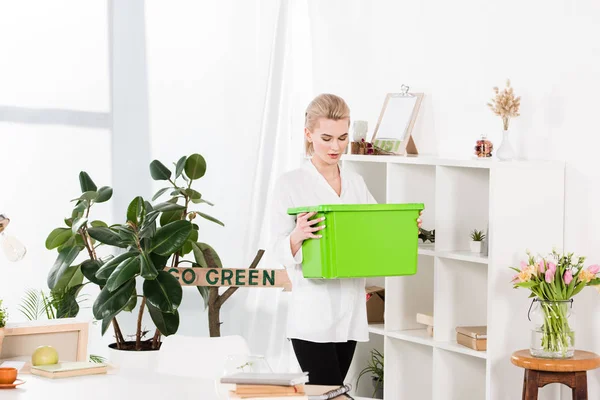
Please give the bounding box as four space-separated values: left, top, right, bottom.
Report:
2 369 375 400
2 369 222 400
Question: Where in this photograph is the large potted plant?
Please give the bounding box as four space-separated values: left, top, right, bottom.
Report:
87 154 231 367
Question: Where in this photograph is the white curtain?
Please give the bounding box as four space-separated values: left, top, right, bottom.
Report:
144 0 312 366
236 0 313 372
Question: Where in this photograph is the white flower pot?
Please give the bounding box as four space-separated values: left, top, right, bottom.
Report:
470 241 483 253
496 130 515 161
108 343 161 372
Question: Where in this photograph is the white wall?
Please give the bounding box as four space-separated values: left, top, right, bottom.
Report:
308 0 600 398
0 1 111 357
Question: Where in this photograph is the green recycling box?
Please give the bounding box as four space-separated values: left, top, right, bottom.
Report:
287 203 424 278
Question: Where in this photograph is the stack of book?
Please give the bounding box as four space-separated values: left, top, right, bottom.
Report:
455 326 487 351
221 372 310 399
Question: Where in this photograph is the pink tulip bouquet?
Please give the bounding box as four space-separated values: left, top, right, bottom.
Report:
510 249 600 357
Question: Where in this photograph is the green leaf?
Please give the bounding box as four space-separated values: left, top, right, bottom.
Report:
95 251 138 280
150 160 172 181
153 202 185 213
160 210 184 226
191 242 222 269
180 229 199 256
127 196 146 226
72 200 87 219
90 220 108 228
150 253 170 270
55 284 85 318
101 316 112 335
47 246 84 290
87 227 127 247
53 262 85 293
196 212 224 227
184 154 206 180
71 191 97 203
150 220 193 256
106 257 140 291
140 211 159 239
96 186 113 203
122 288 138 312
140 252 159 280
152 187 171 201
175 156 187 178
64 218 73 227
196 286 209 310
183 188 202 201
79 171 97 192
193 198 214 206
71 217 88 233
113 225 137 245
143 271 183 313
46 228 73 250
81 259 108 286
18 289 46 321
147 302 179 336
93 280 136 320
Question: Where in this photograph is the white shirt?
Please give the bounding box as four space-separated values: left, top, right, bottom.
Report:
269 159 377 343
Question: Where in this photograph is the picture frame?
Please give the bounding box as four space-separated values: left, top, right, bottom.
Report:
0 318 89 365
371 86 424 155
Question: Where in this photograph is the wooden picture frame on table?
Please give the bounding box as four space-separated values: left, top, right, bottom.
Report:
0 318 89 368
371 86 424 155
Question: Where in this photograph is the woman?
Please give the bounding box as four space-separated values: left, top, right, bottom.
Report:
270 93 422 386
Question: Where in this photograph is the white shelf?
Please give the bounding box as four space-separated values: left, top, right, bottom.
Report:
418 244 436 256
368 324 385 336
386 329 487 360
436 250 488 264
436 341 488 360
387 329 435 347
342 153 564 170
342 155 565 400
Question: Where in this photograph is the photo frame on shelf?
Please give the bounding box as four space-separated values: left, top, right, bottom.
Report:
371 85 424 155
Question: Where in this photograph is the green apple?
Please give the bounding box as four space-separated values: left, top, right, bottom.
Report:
31 345 59 366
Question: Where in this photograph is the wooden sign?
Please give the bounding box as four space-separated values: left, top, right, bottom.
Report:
167 267 292 291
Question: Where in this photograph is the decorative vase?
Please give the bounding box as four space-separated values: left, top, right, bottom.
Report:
470 241 482 253
529 299 575 359
496 129 515 161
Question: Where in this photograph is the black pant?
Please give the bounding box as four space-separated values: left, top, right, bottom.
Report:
291 338 357 385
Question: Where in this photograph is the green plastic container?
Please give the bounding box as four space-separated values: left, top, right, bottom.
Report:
287 203 424 278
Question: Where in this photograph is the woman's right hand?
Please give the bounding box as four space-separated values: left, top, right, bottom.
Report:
290 212 325 247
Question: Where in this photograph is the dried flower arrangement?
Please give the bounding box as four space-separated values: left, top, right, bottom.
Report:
487 79 521 131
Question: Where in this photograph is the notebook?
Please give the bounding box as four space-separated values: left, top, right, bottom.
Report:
30 362 107 379
221 372 309 386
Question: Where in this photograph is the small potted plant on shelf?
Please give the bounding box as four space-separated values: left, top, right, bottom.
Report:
356 348 384 399
0 299 8 354
470 229 486 253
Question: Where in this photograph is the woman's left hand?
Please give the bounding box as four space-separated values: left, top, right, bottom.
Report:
417 210 423 228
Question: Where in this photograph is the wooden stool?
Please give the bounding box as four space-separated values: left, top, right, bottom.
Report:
511 350 600 400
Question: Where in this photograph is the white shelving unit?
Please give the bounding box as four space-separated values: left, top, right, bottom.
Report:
342 154 565 400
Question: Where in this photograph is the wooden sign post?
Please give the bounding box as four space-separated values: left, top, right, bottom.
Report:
167 267 292 291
